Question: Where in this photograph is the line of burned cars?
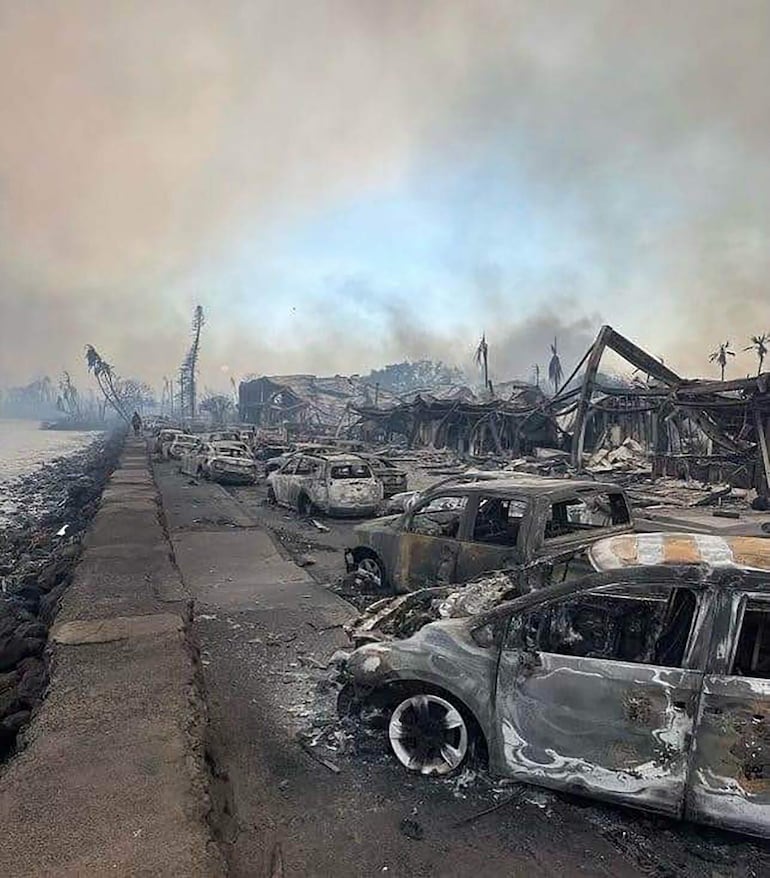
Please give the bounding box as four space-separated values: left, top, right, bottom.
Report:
338 476 770 838
151 425 410 508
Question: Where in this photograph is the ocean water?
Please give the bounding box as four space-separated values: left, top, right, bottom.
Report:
0 419 101 518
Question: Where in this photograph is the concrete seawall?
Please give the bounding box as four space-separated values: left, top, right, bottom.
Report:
0 438 223 877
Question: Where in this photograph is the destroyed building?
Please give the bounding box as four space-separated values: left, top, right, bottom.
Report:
553 325 770 491
238 374 397 436
351 383 556 455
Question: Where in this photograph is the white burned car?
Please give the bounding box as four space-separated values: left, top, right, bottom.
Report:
167 434 201 461
181 441 257 484
267 452 383 517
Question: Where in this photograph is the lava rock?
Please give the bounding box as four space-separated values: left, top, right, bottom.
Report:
1 710 31 734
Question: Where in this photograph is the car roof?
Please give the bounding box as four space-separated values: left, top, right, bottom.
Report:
427 474 623 499
590 532 770 574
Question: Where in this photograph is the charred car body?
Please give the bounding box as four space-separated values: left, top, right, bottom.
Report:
181 440 257 484
267 452 383 517
339 532 770 838
166 434 200 461
346 476 633 593
359 455 408 498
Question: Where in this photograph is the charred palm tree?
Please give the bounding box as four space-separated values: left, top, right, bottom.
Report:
744 334 769 375
709 341 735 381
474 333 490 393
548 338 564 393
179 306 205 418
85 345 130 423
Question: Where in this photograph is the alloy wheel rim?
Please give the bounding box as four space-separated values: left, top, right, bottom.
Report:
357 557 382 586
389 694 468 776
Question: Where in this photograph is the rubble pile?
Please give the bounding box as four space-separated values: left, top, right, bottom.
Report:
0 432 122 759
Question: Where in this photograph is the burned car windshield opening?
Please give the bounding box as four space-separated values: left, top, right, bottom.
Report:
508 583 699 668
545 492 630 539
330 463 372 480
732 599 770 678
409 496 468 538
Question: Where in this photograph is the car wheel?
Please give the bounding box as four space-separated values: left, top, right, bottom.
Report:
356 554 386 590
388 693 469 776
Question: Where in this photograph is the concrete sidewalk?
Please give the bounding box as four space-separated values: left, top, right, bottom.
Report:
0 438 223 877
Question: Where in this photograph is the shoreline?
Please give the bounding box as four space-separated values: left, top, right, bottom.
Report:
0 430 124 760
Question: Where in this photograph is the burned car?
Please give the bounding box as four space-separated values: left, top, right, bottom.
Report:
154 428 185 458
181 440 257 484
345 476 633 593
267 452 383 517
166 434 201 461
359 455 408 498
339 532 770 838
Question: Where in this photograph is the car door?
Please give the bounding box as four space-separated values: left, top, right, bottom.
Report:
287 455 318 508
394 494 469 591
455 495 528 582
494 579 707 816
272 457 298 504
685 589 770 837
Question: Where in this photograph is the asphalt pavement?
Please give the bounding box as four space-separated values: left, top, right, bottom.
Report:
154 462 770 878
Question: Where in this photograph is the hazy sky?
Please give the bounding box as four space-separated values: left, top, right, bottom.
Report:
1 1 769 393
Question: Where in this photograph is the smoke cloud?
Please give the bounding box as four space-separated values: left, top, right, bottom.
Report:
1 1 769 391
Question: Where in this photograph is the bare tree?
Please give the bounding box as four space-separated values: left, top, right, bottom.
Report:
179 306 205 418
85 345 131 423
548 337 564 392
200 393 235 426
56 372 82 419
744 334 769 375
474 333 491 393
709 340 735 381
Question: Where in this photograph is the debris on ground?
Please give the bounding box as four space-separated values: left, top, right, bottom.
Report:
398 818 424 840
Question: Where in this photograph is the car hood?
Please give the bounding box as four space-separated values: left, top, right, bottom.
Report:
353 514 403 536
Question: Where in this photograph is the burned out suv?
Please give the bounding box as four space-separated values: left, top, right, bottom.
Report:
345 475 633 593
340 532 770 838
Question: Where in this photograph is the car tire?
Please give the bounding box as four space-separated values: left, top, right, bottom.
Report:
355 553 387 591
388 693 470 776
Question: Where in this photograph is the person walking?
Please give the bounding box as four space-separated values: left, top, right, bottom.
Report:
131 411 142 436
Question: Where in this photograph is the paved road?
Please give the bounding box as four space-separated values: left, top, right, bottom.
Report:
154 462 770 878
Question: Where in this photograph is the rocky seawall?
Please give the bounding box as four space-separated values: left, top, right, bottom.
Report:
0 431 124 759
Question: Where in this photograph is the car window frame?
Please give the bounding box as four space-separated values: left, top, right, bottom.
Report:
403 491 471 538
466 492 530 550
538 490 631 548
724 591 770 679
502 578 709 672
